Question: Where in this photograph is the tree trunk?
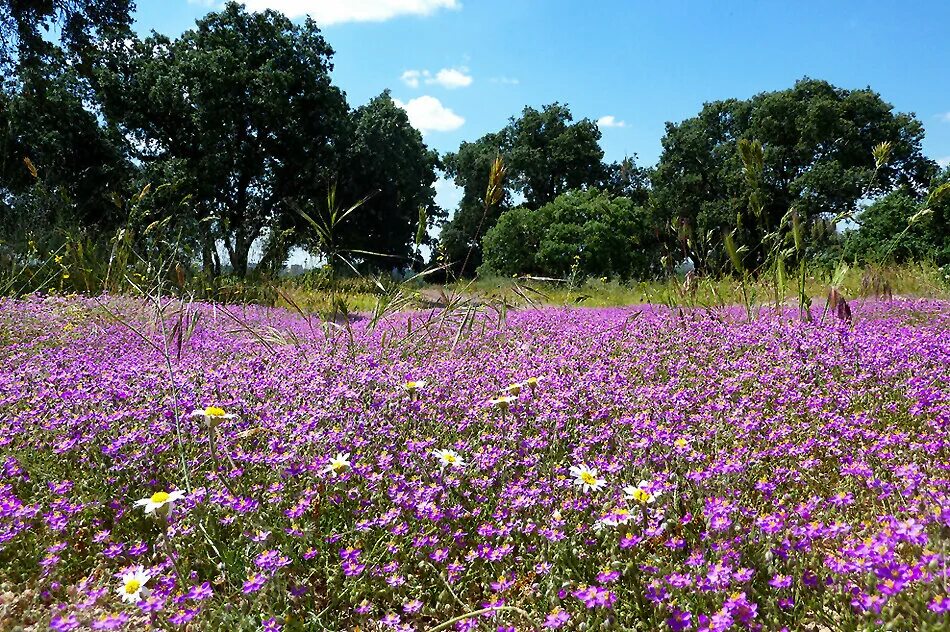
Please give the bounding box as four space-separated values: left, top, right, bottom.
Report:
230 240 250 278
202 232 215 276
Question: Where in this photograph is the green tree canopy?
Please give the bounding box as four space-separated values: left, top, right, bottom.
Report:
652 78 936 272
1 59 130 239
844 169 950 265
480 189 658 280
506 103 606 209
97 1 348 276
439 103 606 276
0 0 133 72
334 91 442 269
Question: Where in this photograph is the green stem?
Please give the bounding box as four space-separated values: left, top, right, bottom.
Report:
426 606 537 632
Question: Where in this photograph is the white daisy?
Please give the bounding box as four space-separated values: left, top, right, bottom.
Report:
432 449 465 470
569 464 606 493
116 566 151 603
190 405 236 428
403 380 428 393
623 480 660 504
489 395 517 409
322 452 351 477
134 489 186 516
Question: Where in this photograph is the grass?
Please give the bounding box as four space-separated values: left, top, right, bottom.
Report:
441 263 950 309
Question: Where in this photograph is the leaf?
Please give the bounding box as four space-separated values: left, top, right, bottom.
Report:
23 156 38 179
724 231 746 276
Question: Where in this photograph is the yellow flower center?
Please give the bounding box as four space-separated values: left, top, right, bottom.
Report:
674 438 688 448
581 472 597 484
124 579 141 594
150 492 170 504
204 406 226 417
632 488 651 503
445 454 457 463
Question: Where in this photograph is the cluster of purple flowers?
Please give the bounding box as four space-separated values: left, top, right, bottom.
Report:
0 294 948 630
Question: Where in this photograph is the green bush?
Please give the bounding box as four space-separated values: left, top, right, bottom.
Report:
480 189 659 280
844 176 949 265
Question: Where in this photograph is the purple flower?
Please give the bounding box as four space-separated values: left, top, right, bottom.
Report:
724 592 757 625
90 613 129 630
168 609 198 626
543 609 570 629
666 608 692 632
573 585 617 609
596 569 621 584
243 573 269 594
50 614 80 632
255 549 291 571
929 595 950 613
769 574 792 589
185 582 213 601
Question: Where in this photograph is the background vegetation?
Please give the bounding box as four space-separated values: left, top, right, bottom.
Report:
1 0 949 306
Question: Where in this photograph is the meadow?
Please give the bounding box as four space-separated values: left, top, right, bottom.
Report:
1 290 949 631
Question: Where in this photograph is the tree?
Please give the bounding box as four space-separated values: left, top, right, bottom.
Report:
600 156 651 206
438 131 508 275
97 2 349 277
0 0 134 244
0 0 134 72
480 189 658 280
844 169 950 265
1 59 131 240
439 103 605 275
506 103 605 209
843 192 930 264
652 78 936 273
333 91 441 268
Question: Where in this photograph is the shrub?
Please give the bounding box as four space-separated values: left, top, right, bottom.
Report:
480 189 659 280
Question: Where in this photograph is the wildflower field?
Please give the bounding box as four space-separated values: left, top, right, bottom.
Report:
1 295 949 631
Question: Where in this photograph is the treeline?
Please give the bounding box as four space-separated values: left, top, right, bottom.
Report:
2 1 439 279
2 1 948 286
447 83 949 280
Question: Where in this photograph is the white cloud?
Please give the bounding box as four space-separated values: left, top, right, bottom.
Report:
240 0 461 24
490 76 520 85
401 70 423 88
941 112 950 123
937 156 950 168
394 96 464 133
430 67 472 89
597 115 627 129
401 67 472 89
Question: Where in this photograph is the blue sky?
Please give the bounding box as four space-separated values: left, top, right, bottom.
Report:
135 0 950 214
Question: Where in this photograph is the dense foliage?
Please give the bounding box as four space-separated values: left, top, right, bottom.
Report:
335 91 444 267
843 168 950 266
439 104 610 275
480 189 659 280
0 0 134 71
96 4 349 277
1 2 948 283
1 2 440 278
2 296 949 630
651 79 937 273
